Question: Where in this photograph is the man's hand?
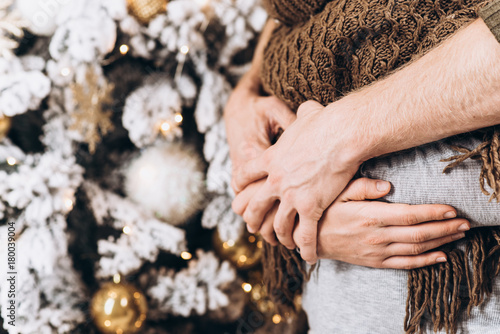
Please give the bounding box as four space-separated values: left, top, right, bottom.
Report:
232 100 360 264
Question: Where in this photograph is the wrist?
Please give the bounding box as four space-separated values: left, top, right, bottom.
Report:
324 95 380 166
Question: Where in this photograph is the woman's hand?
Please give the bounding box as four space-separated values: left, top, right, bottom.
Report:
307 178 470 269
232 100 361 264
224 77 296 174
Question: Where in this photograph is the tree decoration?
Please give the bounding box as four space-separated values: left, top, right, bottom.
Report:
91 282 147 334
0 0 26 58
127 0 168 24
0 0 270 332
124 142 206 226
70 67 114 154
144 251 241 318
212 229 263 270
0 115 11 140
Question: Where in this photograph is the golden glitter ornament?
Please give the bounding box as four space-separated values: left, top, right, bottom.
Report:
127 0 168 24
90 282 147 334
212 229 263 270
0 115 11 140
70 68 114 154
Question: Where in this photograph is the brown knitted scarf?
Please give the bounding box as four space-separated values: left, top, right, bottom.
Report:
259 0 500 333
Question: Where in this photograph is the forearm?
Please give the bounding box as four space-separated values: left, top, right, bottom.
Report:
330 19 500 164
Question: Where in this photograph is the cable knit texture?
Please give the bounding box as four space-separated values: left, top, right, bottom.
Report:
262 0 330 26
261 0 490 110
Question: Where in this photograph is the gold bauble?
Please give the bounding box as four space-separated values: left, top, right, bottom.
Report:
127 0 168 24
0 116 11 140
90 282 147 334
212 229 263 270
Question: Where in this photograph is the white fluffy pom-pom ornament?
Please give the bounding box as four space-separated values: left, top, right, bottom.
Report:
125 143 206 226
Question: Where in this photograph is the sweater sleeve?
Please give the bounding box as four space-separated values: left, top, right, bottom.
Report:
480 0 500 43
359 134 500 228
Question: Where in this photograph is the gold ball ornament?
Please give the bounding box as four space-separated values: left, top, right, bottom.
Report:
91 282 147 334
127 0 168 24
0 116 12 140
212 229 263 270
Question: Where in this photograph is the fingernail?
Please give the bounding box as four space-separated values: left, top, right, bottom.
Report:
458 223 470 232
443 211 456 219
246 225 255 233
376 181 390 192
451 232 465 240
436 257 447 263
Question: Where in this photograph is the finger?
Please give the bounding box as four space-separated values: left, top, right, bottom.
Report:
371 203 458 227
243 183 277 233
384 218 470 243
260 202 279 246
293 216 319 264
338 178 391 202
273 203 297 249
386 232 465 257
259 97 297 130
296 100 323 119
232 155 269 193
231 180 265 216
381 251 449 270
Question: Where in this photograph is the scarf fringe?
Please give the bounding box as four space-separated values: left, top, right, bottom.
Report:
262 243 314 315
405 127 500 334
404 227 500 334
441 127 500 202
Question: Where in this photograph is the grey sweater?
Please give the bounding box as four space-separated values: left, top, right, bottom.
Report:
302 135 500 333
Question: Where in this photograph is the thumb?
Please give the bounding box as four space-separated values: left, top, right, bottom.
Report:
338 178 391 202
297 100 323 119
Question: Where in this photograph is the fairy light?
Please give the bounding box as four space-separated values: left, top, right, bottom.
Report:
64 198 74 211
181 251 192 260
119 44 129 55
242 283 252 293
6 157 16 165
180 45 190 55
272 314 282 324
174 113 183 123
123 226 131 234
160 121 171 133
113 273 121 284
60 67 71 77
104 320 111 327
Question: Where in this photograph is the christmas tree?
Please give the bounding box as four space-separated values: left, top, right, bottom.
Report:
0 0 308 333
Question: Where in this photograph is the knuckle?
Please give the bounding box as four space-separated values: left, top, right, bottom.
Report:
411 230 428 243
297 235 316 248
362 217 381 228
402 213 419 226
273 223 287 237
365 235 384 246
411 244 424 255
297 201 321 219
